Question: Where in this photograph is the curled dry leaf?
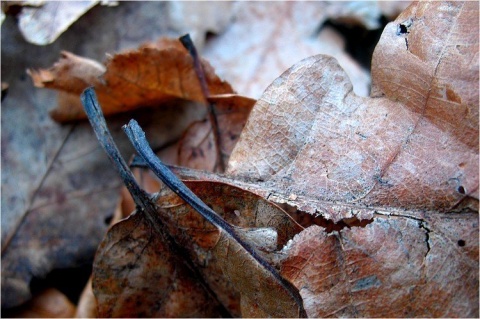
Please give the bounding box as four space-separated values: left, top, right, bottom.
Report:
28 38 234 122
93 180 304 317
17 1 99 45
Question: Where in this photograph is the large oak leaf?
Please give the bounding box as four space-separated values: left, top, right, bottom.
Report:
227 1 478 220
223 1 478 316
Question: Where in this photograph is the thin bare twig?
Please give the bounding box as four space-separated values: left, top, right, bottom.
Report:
179 34 225 172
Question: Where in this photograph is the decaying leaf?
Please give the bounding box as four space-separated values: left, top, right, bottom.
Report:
227 2 478 219
5 33 254 310
372 1 479 151
93 208 225 318
202 1 375 99
222 1 478 316
28 38 234 122
18 1 100 45
281 212 478 317
0 101 205 309
92 175 305 317
5 0 478 317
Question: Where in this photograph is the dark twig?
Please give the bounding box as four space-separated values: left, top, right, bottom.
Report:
81 88 175 240
179 34 225 172
82 88 232 316
123 119 306 317
81 87 150 208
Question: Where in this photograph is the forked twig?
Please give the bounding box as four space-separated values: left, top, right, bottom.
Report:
123 118 306 317
81 88 176 247
82 87 306 317
81 87 149 208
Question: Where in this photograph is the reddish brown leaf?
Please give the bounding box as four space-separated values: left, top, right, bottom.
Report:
93 209 225 318
178 94 255 171
371 1 479 150
28 38 234 122
222 1 478 316
227 2 478 219
93 180 304 317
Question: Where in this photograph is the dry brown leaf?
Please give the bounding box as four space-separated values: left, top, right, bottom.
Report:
178 94 255 171
1 101 205 309
93 180 304 317
227 1 478 219
281 211 478 317
372 1 479 150
93 208 225 318
219 1 478 316
28 38 234 122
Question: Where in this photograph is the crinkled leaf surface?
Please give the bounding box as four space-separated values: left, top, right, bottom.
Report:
93 180 304 317
93 209 225 318
202 1 378 99
224 1 478 316
281 212 478 317
227 1 478 219
1 2 247 311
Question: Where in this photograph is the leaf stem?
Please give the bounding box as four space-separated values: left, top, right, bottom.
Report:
123 119 306 317
179 34 225 172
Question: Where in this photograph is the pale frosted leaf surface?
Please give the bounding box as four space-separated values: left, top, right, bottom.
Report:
18 1 99 45
167 1 234 49
202 1 374 99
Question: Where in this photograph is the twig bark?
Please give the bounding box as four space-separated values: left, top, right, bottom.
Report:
179 34 225 172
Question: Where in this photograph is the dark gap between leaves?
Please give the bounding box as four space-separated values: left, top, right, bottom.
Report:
317 15 390 71
28 263 92 305
278 203 374 233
